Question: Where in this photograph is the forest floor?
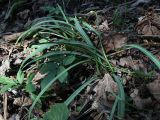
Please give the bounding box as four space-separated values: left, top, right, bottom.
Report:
0 0 160 120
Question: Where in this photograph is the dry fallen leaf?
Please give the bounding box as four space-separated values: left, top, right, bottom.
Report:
91 73 118 110
113 34 127 49
98 20 110 31
93 73 118 101
147 75 160 101
104 33 127 52
119 56 133 67
13 97 32 107
14 58 22 65
0 59 10 76
118 57 147 71
33 72 47 82
136 8 160 35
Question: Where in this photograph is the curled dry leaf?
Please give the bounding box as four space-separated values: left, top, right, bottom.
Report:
98 20 110 31
119 56 133 67
0 59 10 76
104 33 127 52
33 72 48 82
92 73 118 109
13 97 32 107
136 8 160 35
147 75 160 101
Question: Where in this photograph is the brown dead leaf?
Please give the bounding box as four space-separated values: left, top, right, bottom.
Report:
98 20 110 31
147 75 160 101
92 74 118 110
0 59 10 76
136 8 160 35
33 72 47 82
104 33 127 52
119 56 133 67
93 73 118 102
13 97 32 107
118 57 147 71
113 34 127 49
141 25 160 35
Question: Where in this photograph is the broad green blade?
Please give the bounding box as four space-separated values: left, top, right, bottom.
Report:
43 103 69 120
74 18 93 46
0 76 17 85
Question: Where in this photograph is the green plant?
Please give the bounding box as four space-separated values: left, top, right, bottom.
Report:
1 4 159 119
5 0 26 21
126 44 160 69
17 4 159 120
42 76 97 120
0 76 17 93
16 5 126 120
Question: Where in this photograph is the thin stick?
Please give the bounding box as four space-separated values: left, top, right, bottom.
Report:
3 93 7 120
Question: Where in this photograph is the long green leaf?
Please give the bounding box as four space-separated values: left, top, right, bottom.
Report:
17 19 75 43
22 51 91 69
65 77 97 106
126 44 160 69
58 5 69 23
20 43 55 68
109 97 119 120
113 74 125 119
74 18 93 46
16 70 24 84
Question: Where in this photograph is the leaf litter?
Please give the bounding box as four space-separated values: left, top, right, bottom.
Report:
0 0 160 120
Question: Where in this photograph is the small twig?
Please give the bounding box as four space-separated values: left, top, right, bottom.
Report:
108 49 125 56
137 35 160 39
3 93 7 120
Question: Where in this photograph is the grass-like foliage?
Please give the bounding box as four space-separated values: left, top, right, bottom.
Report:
12 4 160 120
126 44 160 70
16 5 120 119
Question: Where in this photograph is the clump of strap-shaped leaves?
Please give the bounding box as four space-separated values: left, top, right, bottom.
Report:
15 5 160 120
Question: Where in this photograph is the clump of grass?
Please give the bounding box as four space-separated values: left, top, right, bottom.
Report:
14 4 160 120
